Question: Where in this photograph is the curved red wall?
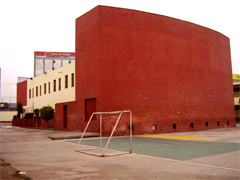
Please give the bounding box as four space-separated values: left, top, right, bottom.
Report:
75 6 235 135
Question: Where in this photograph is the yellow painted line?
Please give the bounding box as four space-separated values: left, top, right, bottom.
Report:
138 134 211 140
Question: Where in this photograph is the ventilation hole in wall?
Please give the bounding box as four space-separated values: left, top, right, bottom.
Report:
190 123 194 128
205 122 208 127
227 121 229 125
129 125 134 131
217 121 220 126
173 124 177 129
152 124 156 130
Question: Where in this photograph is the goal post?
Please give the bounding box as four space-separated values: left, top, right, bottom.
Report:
75 110 132 157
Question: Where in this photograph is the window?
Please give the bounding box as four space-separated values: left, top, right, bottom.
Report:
44 83 46 94
173 124 177 129
217 121 220 126
63 105 67 129
59 78 61 91
205 122 208 127
32 88 34 98
40 85 41 96
190 123 194 128
65 75 68 88
129 125 134 131
71 73 74 87
152 124 156 130
36 86 38 97
29 89 31 99
48 82 50 93
53 79 56 92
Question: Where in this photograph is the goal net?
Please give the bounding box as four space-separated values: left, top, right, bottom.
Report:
75 110 132 157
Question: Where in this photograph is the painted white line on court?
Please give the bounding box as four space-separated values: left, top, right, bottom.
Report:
132 153 240 171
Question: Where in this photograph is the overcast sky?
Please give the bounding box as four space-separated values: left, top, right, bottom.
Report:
0 0 239 102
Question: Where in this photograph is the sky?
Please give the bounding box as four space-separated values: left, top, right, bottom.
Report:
0 0 239 102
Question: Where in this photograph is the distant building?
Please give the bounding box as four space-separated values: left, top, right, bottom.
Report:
0 68 1 102
233 74 240 83
18 77 30 83
0 102 17 123
233 82 240 122
0 102 17 111
233 74 240 122
17 6 235 135
34 51 75 77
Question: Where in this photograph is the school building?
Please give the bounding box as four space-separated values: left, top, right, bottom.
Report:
16 6 236 135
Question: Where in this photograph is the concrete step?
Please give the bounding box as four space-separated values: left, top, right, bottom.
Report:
47 132 100 140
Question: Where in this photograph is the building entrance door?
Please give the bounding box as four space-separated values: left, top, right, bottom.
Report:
63 105 67 129
85 98 96 121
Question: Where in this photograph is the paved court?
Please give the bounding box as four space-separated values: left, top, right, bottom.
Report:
69 134 240 161
0 124 239 179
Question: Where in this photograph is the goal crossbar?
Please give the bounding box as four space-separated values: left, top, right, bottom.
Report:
75 110 132 157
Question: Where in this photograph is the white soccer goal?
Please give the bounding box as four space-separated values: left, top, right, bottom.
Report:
75 110 132 157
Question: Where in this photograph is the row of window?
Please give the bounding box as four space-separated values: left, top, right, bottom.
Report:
29 73 74 99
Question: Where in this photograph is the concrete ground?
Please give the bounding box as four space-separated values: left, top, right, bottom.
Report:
0 124 239 180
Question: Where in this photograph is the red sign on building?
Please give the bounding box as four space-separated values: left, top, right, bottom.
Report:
34 51 75 57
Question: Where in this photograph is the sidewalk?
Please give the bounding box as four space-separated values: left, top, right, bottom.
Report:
0 124 99 140
0 125 239 180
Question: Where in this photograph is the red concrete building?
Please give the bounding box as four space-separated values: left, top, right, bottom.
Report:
18 6 235 135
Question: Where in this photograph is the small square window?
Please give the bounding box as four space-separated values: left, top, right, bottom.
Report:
205 122 208 127
152 124 156 130
129 125 134 131
190 123 194 128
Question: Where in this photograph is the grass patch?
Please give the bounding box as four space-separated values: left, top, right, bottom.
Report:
1 162 11 166
1 159 32 180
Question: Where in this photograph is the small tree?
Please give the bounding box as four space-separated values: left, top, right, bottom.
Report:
33 108 40 127
17 102 23 119
40 106 54 128
33 108 40 117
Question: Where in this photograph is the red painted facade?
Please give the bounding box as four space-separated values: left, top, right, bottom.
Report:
64 5 234 135
17 80 27 106
17 6 236 135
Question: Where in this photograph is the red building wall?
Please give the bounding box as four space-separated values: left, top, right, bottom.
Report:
17 80 27 106
56 6 235 135
55 101 100 132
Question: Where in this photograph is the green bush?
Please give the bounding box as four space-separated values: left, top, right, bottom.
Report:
33 108 40 117
17 102 23 119
40 106 54 128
